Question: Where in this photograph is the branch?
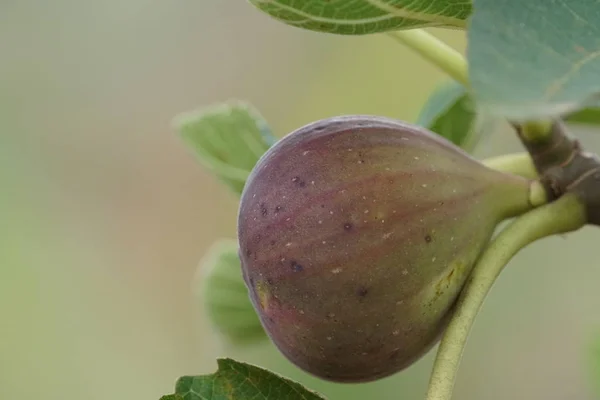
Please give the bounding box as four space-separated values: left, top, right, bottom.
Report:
425 194 587 400
514 120 600 226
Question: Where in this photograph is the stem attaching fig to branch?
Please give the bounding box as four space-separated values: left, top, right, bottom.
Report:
424 193 587 400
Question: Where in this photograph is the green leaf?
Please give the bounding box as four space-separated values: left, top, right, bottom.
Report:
248 0 471 35
196 239 266 345
416 80 484 151
175 100 276 195
160 395 184 400
164 358 327 400
589 336 600 397
566 107 600 125
467 0 600 121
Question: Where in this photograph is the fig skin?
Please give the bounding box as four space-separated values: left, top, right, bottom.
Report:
237 116 533 383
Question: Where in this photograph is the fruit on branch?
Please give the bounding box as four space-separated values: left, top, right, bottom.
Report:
237 115 535 383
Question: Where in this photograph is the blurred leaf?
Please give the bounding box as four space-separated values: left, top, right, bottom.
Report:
196 239 266 345
175 101 276 195
160 395 183 400
589 336 600 397
248 0 471 35
467 0 600 121
165 358 327 400
566 107 600 125
416 80 483 151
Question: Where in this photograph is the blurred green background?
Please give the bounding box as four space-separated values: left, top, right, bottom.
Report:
2 1 600 399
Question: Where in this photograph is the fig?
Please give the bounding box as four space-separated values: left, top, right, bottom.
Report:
237 115 534 383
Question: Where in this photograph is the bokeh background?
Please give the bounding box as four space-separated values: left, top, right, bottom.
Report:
2 1 600 399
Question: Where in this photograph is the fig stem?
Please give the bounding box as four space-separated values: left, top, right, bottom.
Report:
424 194 586 400
387 30 468 86
528 181 548 208
480 152 546 207
482 152 538 179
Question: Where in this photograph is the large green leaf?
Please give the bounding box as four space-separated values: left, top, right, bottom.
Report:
416 80 483 151
467 0 600 121
163 358 327 400
248 0 471 35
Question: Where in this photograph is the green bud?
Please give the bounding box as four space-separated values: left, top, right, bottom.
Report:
174 100 276 195
195 239 266 345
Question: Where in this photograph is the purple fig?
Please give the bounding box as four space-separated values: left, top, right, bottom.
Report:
237 116 535 383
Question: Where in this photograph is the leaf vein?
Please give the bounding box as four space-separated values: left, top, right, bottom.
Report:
545 49 600 100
